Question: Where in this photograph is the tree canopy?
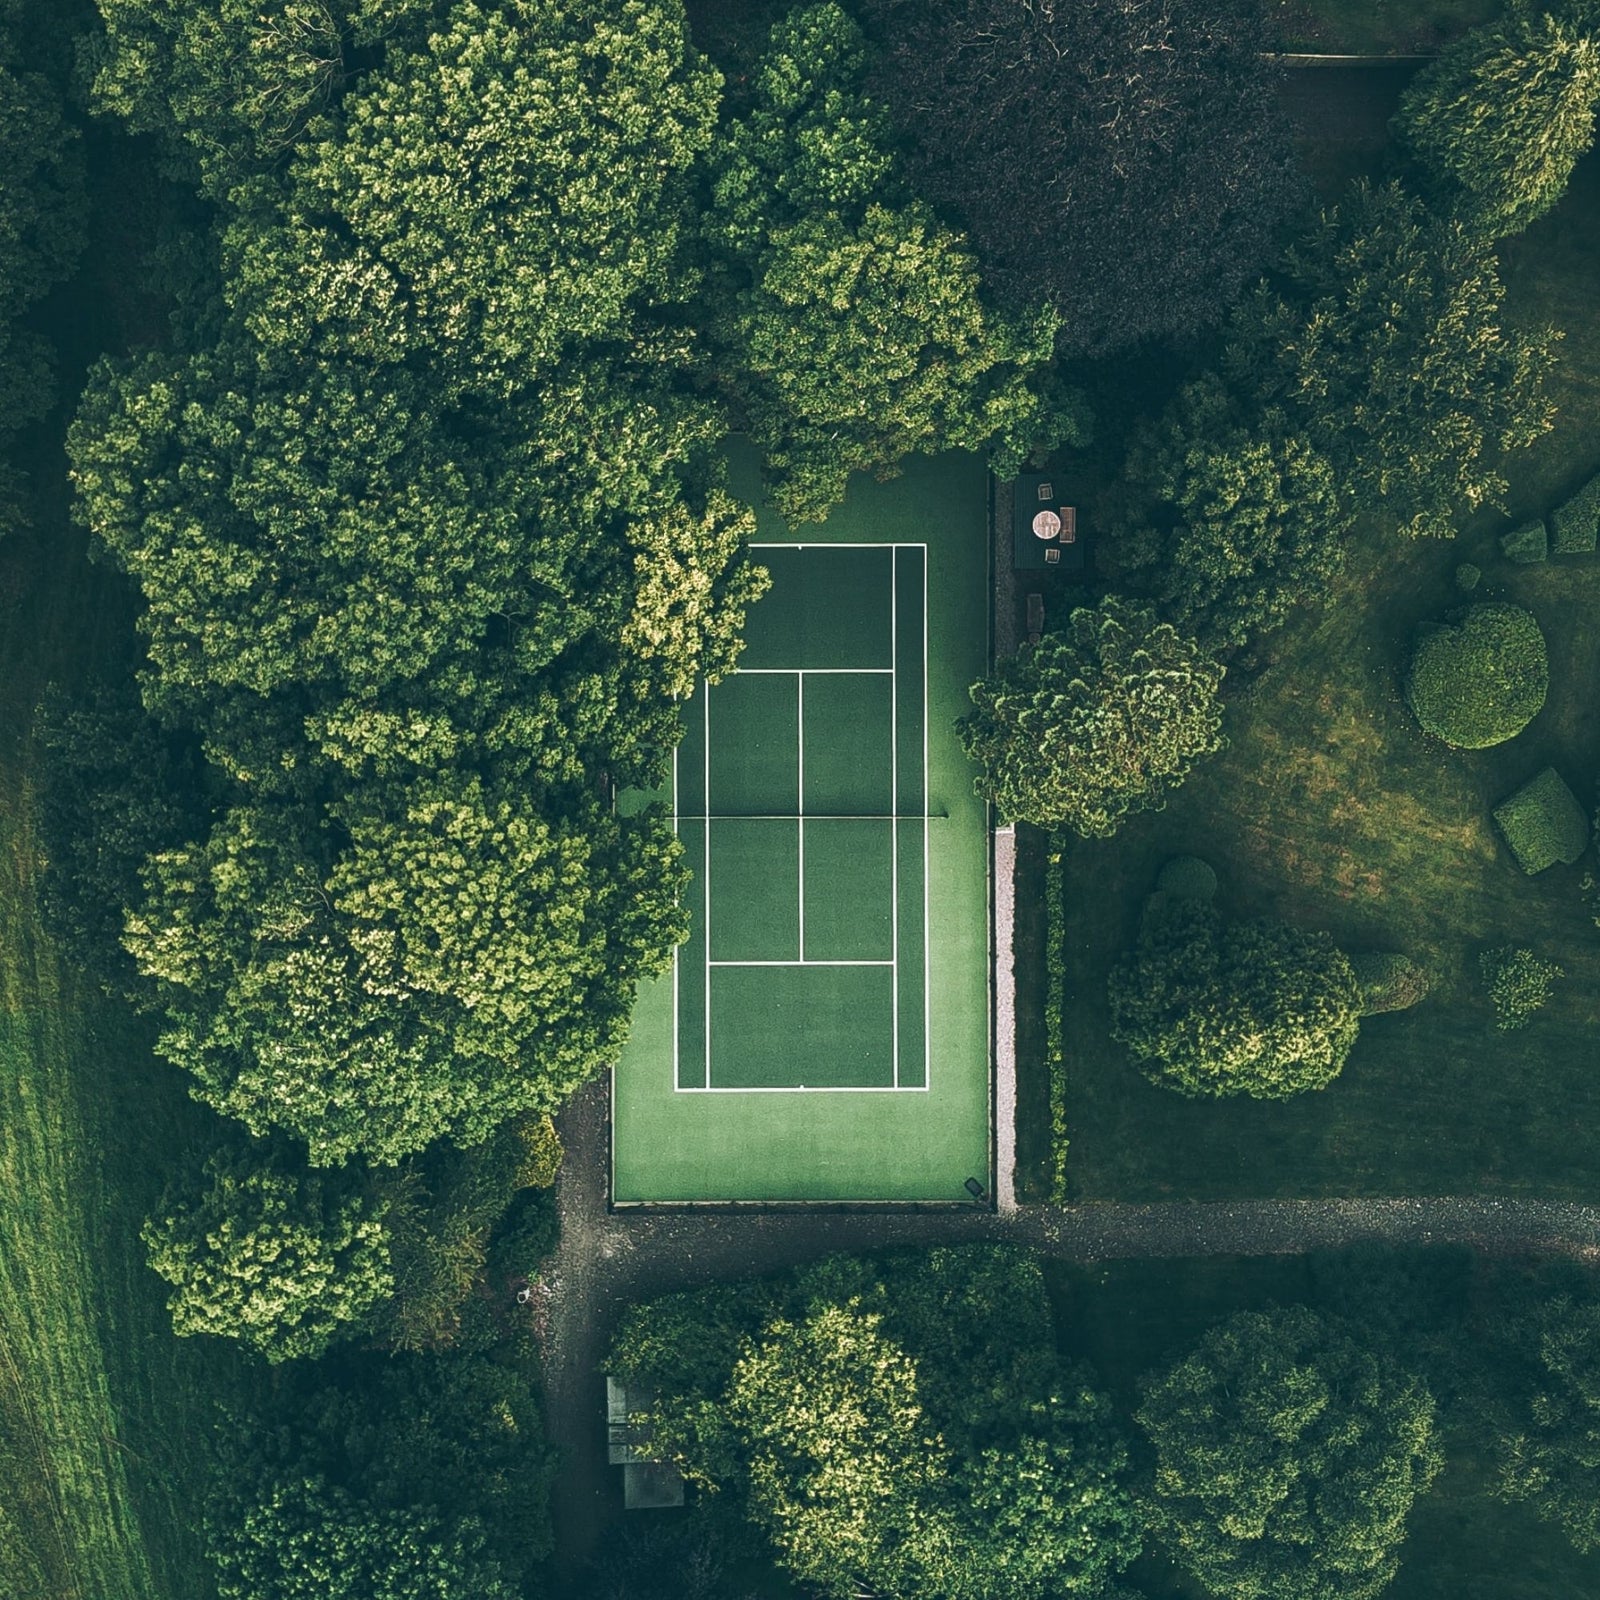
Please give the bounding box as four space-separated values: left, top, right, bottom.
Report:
959 599 1225 836
1396 10 1600 237
142 1140 393 1362
859 0 1304 357
1115 376 1352 652
611 1247 1142 1600
1109 900 1364 1099
1227 180 1556 538
1496 1294 1600 1550
0 0 86 532
73 0 765 1165
704 3 1068 524
1138 1307 1443 1600
1405 602 1548 749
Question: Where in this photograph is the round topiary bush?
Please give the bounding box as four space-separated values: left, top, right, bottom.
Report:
1454 562 1481 592
1405 603 1547 749
1156 855 1218 902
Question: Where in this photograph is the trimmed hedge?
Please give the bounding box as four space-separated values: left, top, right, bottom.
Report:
1156 855 1218 902
1551 472 1600 554
1405 603 1547 749
1493 767 1590 873
1500 519 1548 563
1348 951 1431 1016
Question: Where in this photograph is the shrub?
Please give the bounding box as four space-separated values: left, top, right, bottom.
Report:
1138 1307 1443 1600
1395 11 1600 238
1551 472 1600 554
1454 562 1482 591
142 1143 393 1363
1405 603 1547 748
514 1114 563 1189
1155 856 1218 902
1108 901 1364 1099
488 1189 560 1285
1493 767 1591 873
959 598 1225 836
1348 952 1432 1016
1500 519 1548 563
1480 945 1563 1030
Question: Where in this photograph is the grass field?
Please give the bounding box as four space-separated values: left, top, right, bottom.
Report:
1046 1252 1600 1600
1051 150 1600 1203
0 114 261 1600
611 450 991 1203
1270 0 1500 52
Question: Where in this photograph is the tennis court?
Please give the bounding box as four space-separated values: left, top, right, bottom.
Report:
674 543 928 1092
612 451 991 1203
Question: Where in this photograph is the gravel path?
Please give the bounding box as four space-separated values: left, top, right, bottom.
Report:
541 1078 1600 1576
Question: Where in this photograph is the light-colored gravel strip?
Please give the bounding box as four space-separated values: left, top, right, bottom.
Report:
991 823 1018 1213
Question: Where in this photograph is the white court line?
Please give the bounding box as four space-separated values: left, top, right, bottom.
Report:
708 960 893 968
736 667 891 675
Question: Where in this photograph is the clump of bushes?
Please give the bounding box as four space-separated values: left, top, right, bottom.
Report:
1405 602 1547 748
1109 900 1363 1099
1348 952 1431 1016
1480 946 1563 1030
1454 562 1481 592
1493 767 1591 873
1500 520 1548 564
1551 472 1600 554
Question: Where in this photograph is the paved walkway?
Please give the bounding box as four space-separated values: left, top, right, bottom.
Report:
540 1078 1600 1575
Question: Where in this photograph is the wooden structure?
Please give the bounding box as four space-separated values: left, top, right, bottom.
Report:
606 1377 685 1509
1012 474 1083 571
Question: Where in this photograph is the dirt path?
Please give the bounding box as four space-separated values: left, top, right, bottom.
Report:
541 1078 1600 1576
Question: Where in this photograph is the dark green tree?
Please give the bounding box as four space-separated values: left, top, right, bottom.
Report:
0 0 86 533
1396 10 1600 236
123 787 684 1165
1496 1295 1600 1551
1228 180 1556 539
1116 376 1352 652
613 1248 1141 1600
1138 1307 1443 1600
959 599 1225 836
704 3 1069 525
206 1473 517 1600
142 1139 393 1362
859 0 1303 356
1109 900 1364 1099
74 0 766 1161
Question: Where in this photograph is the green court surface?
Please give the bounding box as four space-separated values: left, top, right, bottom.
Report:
611 450 992 1203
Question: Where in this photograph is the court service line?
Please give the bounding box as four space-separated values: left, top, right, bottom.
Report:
676 1085 933 1095
736 668 892 675
707 960 893 968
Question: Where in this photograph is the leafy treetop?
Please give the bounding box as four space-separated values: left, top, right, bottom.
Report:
959 598 1225 837
1138 1306 1444 1600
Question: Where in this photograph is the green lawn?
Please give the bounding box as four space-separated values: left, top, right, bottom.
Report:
1269 0 1500 52
1046 1252 1600 1600
1051 150 1600 1204
0 111 262 1600
611 449 992 1203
